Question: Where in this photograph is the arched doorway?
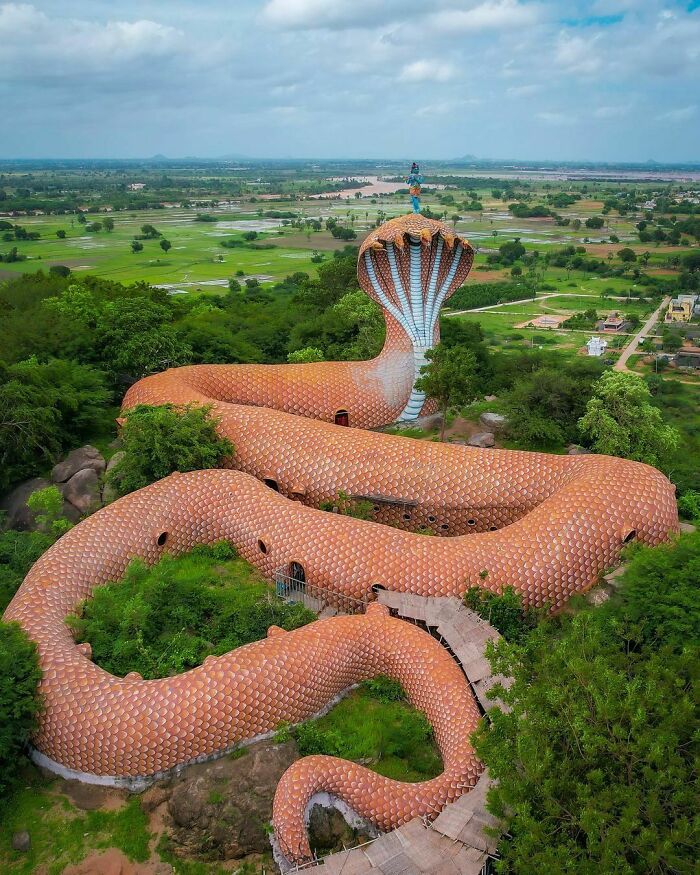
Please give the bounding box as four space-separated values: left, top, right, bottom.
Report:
334 409 349 427
289 561 305 584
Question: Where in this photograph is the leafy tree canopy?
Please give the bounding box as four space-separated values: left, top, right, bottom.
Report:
107 404 233 497
474 531 699 875
0 622 42 806
415 343 477 440
578 371 679 467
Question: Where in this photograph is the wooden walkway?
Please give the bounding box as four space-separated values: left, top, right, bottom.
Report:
291 595 509 874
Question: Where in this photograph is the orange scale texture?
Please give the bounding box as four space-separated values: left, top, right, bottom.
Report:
3 215 679 866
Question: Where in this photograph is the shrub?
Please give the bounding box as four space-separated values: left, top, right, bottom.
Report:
68 543 315 679
107 404 233 496
0 622 42 805
463 585 543 643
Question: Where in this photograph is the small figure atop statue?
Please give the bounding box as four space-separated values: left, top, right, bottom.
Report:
406 162 423 214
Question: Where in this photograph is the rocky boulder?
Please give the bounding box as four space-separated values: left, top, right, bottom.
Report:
567 444 591 455
52 446 106 484
479 412 508 431
60 468 101 514
468 432 495 448
11 831 31 852
102 452 126 504
308 805 372 857
0 477 80 531
167 740 298 860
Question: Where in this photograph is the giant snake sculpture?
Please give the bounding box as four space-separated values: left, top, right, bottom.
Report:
4 215 678 866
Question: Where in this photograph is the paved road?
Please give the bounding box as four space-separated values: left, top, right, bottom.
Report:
614 295 670 373
446 291 635 317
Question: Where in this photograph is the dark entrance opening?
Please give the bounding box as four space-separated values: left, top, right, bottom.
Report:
334 409 349 427
289 562 306 584
263 478 279 492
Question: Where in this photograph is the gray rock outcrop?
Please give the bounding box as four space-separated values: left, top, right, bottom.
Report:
0 477 80 531
168 740 298 860
11 831 31 852
479 412 508 431
567 444 591 455
468 432 495 448
52 446 106 484
60 468 101 514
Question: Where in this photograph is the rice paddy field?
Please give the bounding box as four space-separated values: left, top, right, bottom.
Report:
1 162 696 361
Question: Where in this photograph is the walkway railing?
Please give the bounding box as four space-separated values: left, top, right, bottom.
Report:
273 570 368 616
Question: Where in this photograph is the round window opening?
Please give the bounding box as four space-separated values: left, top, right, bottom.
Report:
467 518 476 527
428 515 436 523
157 532 168 547
440 524 449 531
402 513 411 521
257 539 268 555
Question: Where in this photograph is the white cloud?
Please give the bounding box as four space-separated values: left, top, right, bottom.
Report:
536 111 575 126
594 105 627 119
399 59 458 83
657 105 697 122
261 0 412 30
415 98 481 116
555 32 603 74
0 3 187 74
428 0 543 33
506 83 540 97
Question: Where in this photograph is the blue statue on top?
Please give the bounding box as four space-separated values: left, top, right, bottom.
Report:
406 162 423 213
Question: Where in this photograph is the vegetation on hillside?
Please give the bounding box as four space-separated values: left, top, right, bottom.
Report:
474 531 699 875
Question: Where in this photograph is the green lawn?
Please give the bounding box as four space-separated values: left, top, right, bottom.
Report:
0 773 151 875
295 678 443 783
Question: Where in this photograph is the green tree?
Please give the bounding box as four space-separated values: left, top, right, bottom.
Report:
662 330 683 353
76 212 87 225
96 298 191 380
0 358 109 492
287 347 324 363
0 622 42 806
506 363 602 450
107 404 233 496
578 371 679 467
56 229 66 239
585 216 605 229
131 240 143 253
103 217 115 232
159 238 172 254
677 490 700 522
415 344 477 441
617 247 637 262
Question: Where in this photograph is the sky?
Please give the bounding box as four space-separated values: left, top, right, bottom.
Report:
0 0 698 162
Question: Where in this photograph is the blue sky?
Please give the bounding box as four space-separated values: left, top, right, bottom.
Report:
0 0 698 161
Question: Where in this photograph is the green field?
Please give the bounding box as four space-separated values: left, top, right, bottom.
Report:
3 175 690 295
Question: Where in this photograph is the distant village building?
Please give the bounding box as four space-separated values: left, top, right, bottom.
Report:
601 312 625 332
665 294 699 323
587 336 608 357
128 182 146 191
673 346 700 370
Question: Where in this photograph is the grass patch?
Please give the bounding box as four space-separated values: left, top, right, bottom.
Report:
295 677 442 782
0 773 150 875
